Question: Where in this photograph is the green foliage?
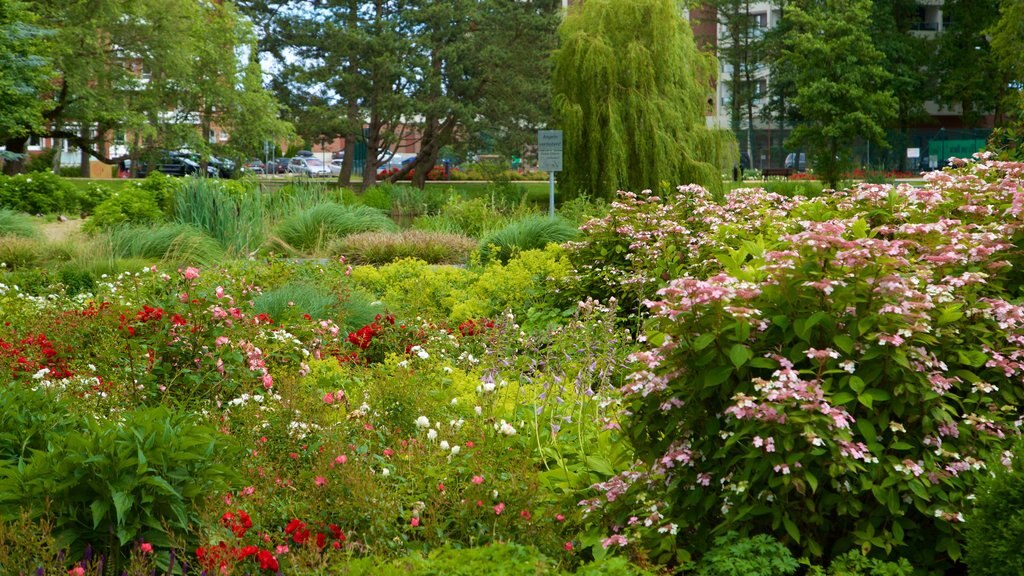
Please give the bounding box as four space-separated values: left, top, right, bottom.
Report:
0 0 52 146
0 385 75 466
0 209 38 239
350 258 478 321
0 172 79 214
806 550 914 576
480 215 578 264
108 224 225 266
695 533 798 576
965 442 1024 576
413 196 520 239
780 0 897 190
333 543 658 575
273 203 398 253
252 282 339 322
452 246 574 323
84 186 165 232
333 230 478 265
76 181 115 214
551 0 726 200
0 405 239 569
172 177 265 256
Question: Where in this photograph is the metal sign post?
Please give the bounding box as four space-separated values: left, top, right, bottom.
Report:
538 130 563 217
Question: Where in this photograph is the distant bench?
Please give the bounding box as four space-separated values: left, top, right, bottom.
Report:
761 168 794 180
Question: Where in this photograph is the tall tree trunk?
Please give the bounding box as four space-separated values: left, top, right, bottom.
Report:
79 124 91 177
338 97 359 188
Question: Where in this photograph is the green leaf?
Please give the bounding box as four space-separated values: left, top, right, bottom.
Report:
937 305 963 325
91 499 110 530
857 419 877 443
832 391 856 405
783 514 801 543
703 366 733 388
749 357 777 369
858 393 873 409
849 375 866 394
112 491 133 526
864 388 891 402
692 333 715 351
833 334 855 355
729 344 753 368
805 472 818 493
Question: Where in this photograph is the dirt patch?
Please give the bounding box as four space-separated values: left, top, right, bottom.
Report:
39 218 85 243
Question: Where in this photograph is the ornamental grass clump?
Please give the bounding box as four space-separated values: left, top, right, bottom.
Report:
332 230 478 265
479 215 578 264
108 223 225 266
272 203 397 254
581 155 1024 571
0 209 39 239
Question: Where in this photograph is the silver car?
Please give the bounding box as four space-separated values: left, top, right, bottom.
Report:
288 157 332 177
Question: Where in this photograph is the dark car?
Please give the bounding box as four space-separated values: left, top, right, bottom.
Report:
137 153 206 178
273 158 291 174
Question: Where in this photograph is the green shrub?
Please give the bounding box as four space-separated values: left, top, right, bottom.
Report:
350 258 477 321
695 533 798 576
965 442 1024 576
479 215 578 264
273 203 397 254
360 184 394 212
0 385 76 466
0 172 80 214
412 196 515 238
108 224 224 266
333 543 657 575
806 551 914 576
0 405 239 570
76 182 115 214
333 230 477 265
0 209 39 239
84 186 165 232
451 246 574 323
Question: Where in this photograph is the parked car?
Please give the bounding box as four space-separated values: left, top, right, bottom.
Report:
137 152 215 178
242 159 265 174
288 157 332 177
784 152 807 171
272 158 291 174
293 150 315 158
328 159 344 176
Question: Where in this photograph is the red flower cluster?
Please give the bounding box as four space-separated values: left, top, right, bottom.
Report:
457 318 495 337
347 322 382 350
221 509 253 538
135 305 165 323
196 542 277 573
285 518 346 550
0 333 73 379
284 518 310 544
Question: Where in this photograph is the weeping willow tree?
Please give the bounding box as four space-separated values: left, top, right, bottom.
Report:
552 0 731 200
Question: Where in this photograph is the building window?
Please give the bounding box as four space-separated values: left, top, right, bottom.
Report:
28 134 41 150
754 79 768 101
751 12 768 28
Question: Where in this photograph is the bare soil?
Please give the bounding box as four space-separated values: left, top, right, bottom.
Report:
39 218 85 243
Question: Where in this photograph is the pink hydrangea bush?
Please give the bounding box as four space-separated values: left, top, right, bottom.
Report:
583 155 1024 570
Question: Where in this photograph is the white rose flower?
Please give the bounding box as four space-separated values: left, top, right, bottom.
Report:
415 415 430 428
